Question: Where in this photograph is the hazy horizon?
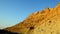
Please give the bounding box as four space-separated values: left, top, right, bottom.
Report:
0 0 60 29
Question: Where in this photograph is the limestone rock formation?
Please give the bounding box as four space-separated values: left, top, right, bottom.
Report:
4 2 60 34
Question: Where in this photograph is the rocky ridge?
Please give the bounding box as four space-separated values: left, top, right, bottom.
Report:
4 2 60 34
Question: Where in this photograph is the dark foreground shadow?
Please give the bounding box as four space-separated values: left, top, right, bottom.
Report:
0 29 18 34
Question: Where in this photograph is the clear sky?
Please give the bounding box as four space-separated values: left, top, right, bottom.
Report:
0 0 60 29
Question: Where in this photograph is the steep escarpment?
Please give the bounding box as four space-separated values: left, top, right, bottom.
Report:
4 2 60 34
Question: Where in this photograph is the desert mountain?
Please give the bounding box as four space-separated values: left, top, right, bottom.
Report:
4 2 60 34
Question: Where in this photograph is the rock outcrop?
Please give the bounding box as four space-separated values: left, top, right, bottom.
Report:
4 2 60 34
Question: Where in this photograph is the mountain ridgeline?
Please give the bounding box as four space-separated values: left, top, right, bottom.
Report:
1 2 60 34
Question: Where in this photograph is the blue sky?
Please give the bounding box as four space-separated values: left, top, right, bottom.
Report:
0 0 60 29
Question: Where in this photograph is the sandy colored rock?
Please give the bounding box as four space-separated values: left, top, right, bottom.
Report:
4 2 60 34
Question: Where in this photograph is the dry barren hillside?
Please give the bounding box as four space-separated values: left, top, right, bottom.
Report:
4 2 60 34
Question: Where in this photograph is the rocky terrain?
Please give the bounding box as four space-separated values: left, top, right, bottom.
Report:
2 2 60 34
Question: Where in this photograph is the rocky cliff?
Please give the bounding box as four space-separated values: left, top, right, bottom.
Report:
4 2 60 34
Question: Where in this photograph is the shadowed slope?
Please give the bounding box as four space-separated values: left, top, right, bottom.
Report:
0 29 18 34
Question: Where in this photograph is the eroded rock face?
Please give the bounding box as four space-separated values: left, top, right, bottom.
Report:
4 2 60 34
